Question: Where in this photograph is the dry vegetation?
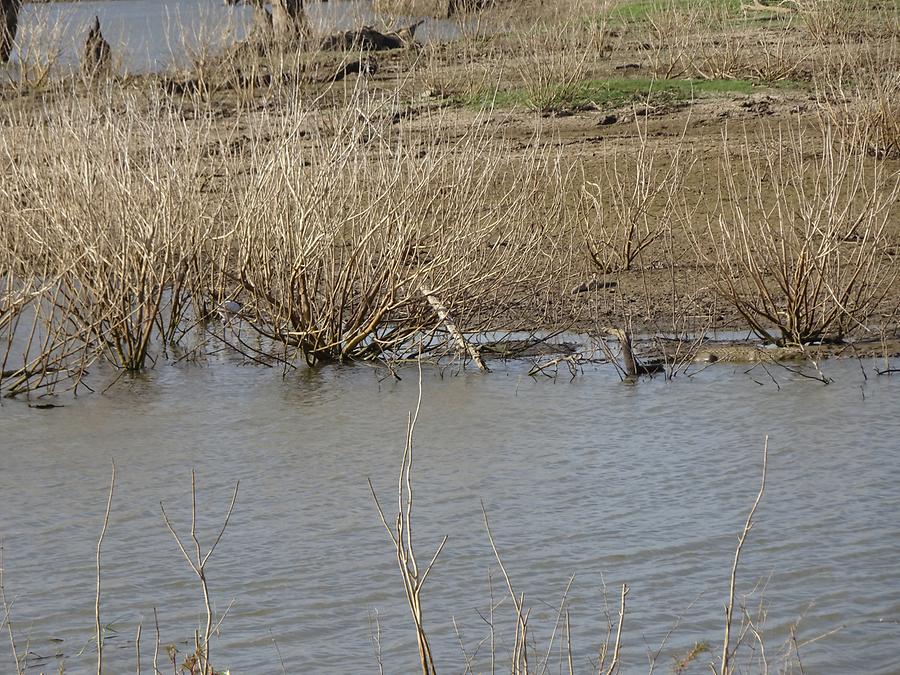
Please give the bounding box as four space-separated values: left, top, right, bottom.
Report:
1 3 896 672
0 0 898 398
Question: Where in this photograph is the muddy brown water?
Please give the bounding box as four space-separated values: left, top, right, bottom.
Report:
11 0 463 73
0 357 898 673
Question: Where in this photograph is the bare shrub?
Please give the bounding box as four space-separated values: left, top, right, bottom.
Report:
369 374 445 675
371 0 450 16
582 120 693 273
744 19 809 83
515 14 608 112
704 123 899 346
643 0 695 79
161 471 239 675
816 38 900 159
169 4 245 98
0 275 98 397
228 90 577 365
0 71 582 386
0 94 222 372
417 37 496 100
640 0 810 84
689 6 750 81
3 8 75 92
794 0 856 42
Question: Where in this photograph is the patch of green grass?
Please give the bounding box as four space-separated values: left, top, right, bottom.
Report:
460 77 769 112
606 0 741 23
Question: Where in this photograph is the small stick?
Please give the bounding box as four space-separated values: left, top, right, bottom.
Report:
96 461 116 675
152 607 160 675
0 541 24 675
161 472 239 675
604 584 628 675
135 623 142 675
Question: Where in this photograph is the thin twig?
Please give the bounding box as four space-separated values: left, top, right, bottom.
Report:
720 438 769 675
96 461 116 675
0 542 24 675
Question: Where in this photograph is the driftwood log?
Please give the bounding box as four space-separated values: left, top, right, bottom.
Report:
82 16 111 78
1 0 19 64
320 20 423 51
421 286 489 372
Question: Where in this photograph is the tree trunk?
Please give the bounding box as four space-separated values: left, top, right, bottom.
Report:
271 0 309 45
1 0 20 64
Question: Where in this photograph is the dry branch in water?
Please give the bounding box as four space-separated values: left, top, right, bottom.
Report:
95 461 115 675
369 370 447 675
160 471 240 675
719 438 768 675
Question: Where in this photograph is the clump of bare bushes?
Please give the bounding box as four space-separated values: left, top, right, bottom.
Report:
515 12 609 111
642 0 810 84
0 84 579 396
816 37 900 159
1 0 899 398
230 94 573 365
702 123 899 346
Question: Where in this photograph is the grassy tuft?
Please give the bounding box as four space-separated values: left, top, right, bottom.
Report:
461 76 762 111
607 0 741 23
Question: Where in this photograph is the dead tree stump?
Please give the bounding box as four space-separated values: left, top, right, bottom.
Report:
82 16 111 79
1 0 20 64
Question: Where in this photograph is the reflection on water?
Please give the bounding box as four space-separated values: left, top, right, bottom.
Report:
10 0 464 73
0 359 898 672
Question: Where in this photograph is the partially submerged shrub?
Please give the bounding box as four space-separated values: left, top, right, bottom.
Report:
0 84 579 385
705 123 899 346
229 92 576 365
0 94 222 374
5 7 75 92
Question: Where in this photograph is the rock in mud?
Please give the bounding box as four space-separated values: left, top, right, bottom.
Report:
320 21 424 51
571 278 617 294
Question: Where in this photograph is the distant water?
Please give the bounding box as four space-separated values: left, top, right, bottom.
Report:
0 357 898 673
10 0 463 72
